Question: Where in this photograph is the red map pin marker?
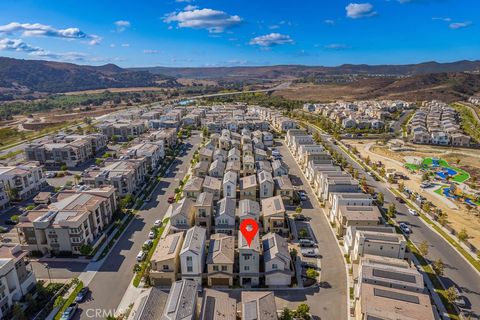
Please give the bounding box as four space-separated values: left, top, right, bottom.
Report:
240 218 259 248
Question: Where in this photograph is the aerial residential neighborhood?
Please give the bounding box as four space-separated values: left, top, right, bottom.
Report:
0 1 480 320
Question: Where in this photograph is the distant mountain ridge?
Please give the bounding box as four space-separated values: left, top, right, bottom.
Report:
131 60 480 80
0 57 175 95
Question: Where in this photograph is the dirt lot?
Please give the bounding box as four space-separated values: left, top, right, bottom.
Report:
346 139 480 248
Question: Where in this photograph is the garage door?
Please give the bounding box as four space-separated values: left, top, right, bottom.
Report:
153 277 172 287
210 277 230 286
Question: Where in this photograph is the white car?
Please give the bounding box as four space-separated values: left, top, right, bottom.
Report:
399 223 411 234
136 251 146 262
154 220 162 228
143 240 153 249
148 231 156 239
408 208 418 216
301 248 318 258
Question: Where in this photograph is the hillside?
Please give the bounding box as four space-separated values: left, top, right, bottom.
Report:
0 57 177 99
132 60 480 80
273 72 480 102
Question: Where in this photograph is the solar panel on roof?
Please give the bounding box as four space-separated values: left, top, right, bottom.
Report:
169 236 180 254
372 269 416 283
273 198 282 210
167 283 182 313
373 288 420 304
244 301 258 319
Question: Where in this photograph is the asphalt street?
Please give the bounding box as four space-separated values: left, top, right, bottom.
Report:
308 124 480 319
75 133 201 320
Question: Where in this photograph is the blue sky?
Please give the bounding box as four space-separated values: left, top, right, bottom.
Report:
0 0 478 67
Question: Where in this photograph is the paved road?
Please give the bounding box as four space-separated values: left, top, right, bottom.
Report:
392 109 414 135
75 133 201 320
307 124 480 319
277 140 348 320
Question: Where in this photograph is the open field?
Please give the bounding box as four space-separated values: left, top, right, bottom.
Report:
63 87 167 95
346 139 480 248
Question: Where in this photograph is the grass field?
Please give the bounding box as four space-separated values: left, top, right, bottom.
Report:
406 157 470 183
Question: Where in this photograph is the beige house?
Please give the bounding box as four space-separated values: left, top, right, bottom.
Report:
352 231 407 262
242 155 255 176
238 199 261 224
183 176 204 199
258 170 274 199
168 198 195 233
336 205 381 236
241 291 278 320
225 160 241 175
194 192 214 236
203 176 222 201
274 175 294 204
199 147 213 163
262 195 287 235
200 289 237 320
240 174 257 201
206 233 235 287
192 160 210 178
262 233 292 287
150 232 184 286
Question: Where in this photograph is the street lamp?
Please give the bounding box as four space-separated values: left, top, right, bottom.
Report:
43 263 52 284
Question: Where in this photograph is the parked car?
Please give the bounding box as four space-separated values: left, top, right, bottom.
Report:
408 208 418 216
299 239 316 247
75 287 89 303
454 288 467 308
301 261 319 270
154 220 162 227
146 196 152 202
148 231 155 239
399 223 411 234
60 303 78 320
168 196 175 203
143 240 153 249
294 214 309 221
395 196 405 204
301 248 318 258
136 251 146 262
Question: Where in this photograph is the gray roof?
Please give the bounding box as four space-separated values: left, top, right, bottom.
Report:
161 279 197 320
133 287 168 320
238 199 260 219
223 171 237 184
200 289 236 320
262 233 291 266
195 192 213 207
216 197 236 219
241 291 278 320
206 233 235 264
181 226 206 255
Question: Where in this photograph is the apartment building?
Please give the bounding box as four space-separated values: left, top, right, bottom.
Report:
262 232 292 287
99 120 146 141
150 232 184 286
352 230 407 262
83 159 147 197
161 279 198 320
336 205 381 236
180 226 206 286
25 134 106 168
17 186 117 256
206 233 235 287
0 244 37 318
329 193 373 224
0 163 47 201
126 141 164 171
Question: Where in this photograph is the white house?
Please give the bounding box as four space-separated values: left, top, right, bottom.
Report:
180 226 207 286
262 233 292 287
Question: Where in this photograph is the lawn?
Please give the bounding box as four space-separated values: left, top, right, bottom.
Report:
421 157 470 183
404 163 420 171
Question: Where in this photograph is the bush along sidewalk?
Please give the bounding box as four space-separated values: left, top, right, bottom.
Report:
132 217 169 287
53 278 84 320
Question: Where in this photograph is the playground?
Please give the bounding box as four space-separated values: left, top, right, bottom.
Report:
404 157 470 183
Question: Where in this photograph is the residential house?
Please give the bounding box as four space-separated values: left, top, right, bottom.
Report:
161 279 198 320
242 155 255 176
272 160 288 177
183 177 204 200
237 199 261 224
240 175 257 201
213 149 227 163
215 198 236 235
192 161 210 178
225 161 241 176
206 233 235 287
262 196 287 234
241 291 278 320
203 176 222 201
222 171 237 199
168 198 195 233
273 176 294 204
180 226 207 286
352 231 407 262
238 231 261 287
258 170 274 199
150 232 184 286
262 233 292 287
199 148 213 163
194 192 214 236
200 289 236 320
329 193 373 224
336 205 381 236
208 160 225 178
254 148 268 162
227 148 241 162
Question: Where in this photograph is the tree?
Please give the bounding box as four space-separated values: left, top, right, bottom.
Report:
80 244 93 256
418 241 429 257
12 303 26 320
422 172 430 182
433 258 445 276
365 156 371 166
306 268 318 279
387 203 396 218
299 228 308 238
377 192 384 206
280 308 293 320
295 206 303 214
398 181 405 193
387 174 395 184
458 228 469 242
437 212 448 226
445 286 459 304
421 201 431 213
294 303 311 319
60 164 68 171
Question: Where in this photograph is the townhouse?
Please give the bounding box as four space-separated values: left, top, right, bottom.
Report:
150 232 184 286
168 198 195 233
161 279 198 320
215 197 236 235
262 233 292 287
180 226 206 286
238 231 260 287
262 195 287 235
206 233 235 287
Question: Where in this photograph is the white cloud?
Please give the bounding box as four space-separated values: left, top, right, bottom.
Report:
249 33 294 47
143 49 159 54
0 37 41 52
324 19 335 25
346 3 376 19
176 0 193 2
164 8 242 33
121 43 130 47
0 22 101 45
324 43 350 50
114 20 131 32
269 25 280 30
449 21 472 29
184 5 198 11
432 17 452 22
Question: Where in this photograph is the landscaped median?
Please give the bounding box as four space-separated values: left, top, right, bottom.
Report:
132 217 170 287
53 278 84 320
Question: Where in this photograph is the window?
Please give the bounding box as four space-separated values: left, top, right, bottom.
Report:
213 265 219 271
163 265 169 270
187 266 193 272
244 266 250 271
272 263 278 270
221 265 228 271
186 256 192 262
243 254 251 260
